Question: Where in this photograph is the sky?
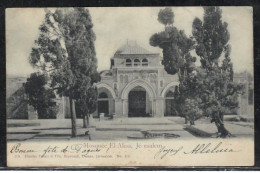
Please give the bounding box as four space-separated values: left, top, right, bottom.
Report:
6 7 253 77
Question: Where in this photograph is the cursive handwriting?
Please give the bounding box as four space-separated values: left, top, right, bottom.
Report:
184 142 238 154
10 143 35 153
154 142 240 159
62 144 101 157
41 146 59 157
154 146 183 159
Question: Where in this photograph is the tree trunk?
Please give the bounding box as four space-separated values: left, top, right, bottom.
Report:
185 117 188 124
83 115 86 128
189 115 195 125
86 114 89 127
69 95 77 137
214 113 231 138
220 114 224 122
83 114 90 128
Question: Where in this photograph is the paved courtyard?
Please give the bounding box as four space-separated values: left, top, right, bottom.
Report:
7 116 254 141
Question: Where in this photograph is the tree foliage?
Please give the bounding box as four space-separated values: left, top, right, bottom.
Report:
24 72 58 119
150 12 196 75
29 8 100 136
150 7 244 138
150 7 198 124
76 86 99 128
158 7 174 26
192 7 230 71
182 98 203 125
192 7 244 137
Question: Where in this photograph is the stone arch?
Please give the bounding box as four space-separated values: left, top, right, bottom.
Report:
121 79 156 117
96 82 116 99
121 79 156 99
161 81 179 98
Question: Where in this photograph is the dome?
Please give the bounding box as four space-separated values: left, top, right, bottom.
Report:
115 42 154 55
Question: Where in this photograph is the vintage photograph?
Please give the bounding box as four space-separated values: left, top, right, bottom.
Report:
6 7 254 166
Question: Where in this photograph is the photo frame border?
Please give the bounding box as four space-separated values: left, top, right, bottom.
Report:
0 0 260 170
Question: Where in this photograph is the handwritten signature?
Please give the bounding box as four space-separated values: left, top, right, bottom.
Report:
154 142 239 159
10 143 36 153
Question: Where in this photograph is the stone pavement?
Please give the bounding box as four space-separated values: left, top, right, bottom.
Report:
92 117 195 140
185 117 254 138
7 117 195 141
7 116 254 141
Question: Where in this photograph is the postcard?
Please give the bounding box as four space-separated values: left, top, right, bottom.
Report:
6 7 254 167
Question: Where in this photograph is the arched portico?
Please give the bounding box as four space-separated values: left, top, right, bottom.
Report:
120 79 156 117
160 81 179 116
96 83 117 99
160 81 179 97
94 82 116 117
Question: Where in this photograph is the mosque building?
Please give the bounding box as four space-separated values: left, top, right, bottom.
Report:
93 42 179 118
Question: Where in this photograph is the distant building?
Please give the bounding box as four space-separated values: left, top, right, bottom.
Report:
233 73 249 116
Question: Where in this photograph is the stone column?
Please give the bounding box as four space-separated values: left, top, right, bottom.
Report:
109 98 115 115
115 98 123 117
155 98 164 117
122 99 128 117
151 99 155 117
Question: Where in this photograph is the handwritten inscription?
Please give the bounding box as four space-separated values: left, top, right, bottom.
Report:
9 142 241 160
10 143 35 153
154 146 183 159
184 142 237 154
154 142 239 159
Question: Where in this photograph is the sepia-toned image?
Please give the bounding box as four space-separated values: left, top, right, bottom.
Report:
6 7 254 167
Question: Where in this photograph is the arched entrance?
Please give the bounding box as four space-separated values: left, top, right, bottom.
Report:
98 92 109 116
94 83 116 118
165 90 177 116
121 79 156 117
128 86 147 117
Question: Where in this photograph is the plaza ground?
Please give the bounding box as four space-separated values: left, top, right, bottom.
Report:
7 116 254 141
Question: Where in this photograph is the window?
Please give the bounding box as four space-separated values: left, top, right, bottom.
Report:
134 59 140 66
142 58 148 66
99 92 108 98
126 59 132 67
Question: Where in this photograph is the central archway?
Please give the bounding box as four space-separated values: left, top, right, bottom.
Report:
128 86 147 117
121 79 156 117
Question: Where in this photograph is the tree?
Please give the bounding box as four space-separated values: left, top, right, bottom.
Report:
29 8 99 137
24 72 58 119
75 72 100 128
150 7 198 124
182 98 203 125
76 87 98 128
158 7 174 27
192 7 244 137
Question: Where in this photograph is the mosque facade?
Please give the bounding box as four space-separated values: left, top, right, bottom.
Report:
93 42 179 118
